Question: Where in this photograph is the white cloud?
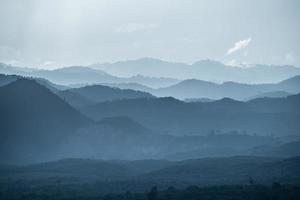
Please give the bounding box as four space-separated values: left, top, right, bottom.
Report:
227 37 252 55
226 59 251 68
226 59 240 67
115 23 158 33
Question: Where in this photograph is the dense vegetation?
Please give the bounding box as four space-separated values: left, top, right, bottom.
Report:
1 183 300 200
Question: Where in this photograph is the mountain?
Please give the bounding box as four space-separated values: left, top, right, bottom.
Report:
34 66 120 85
61 84 154 107
0 79 90 164
0 74 19 87
98 116 151 135
0 63 180 88
276 75 300 93
0 73 67 92
125 74 179 88
244 91 292 101
184 98 216 103
82 95 300 136
91 58 300 83
4 59 300 89
57 84 155 108
102 82 154 92
151 75 300 100
57 90 93 108
90 58 187 80
62 116 181 160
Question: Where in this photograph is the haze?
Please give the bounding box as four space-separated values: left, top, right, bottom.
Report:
0 0 299 71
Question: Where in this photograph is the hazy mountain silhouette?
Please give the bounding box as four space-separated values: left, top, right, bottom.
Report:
3 59 300 89
184 98 216 103
58 90 93 107
102 82 153 92
276 75 300 93
0 79 90 163
0 74 19 87
61 84 154 107
0 63 179 88
1 73 299 164
151 75 300 100
0 73 67 92
63 115 183 160
244 91 292 101
98 116 151 135
82 95 300 136
91 58 300 83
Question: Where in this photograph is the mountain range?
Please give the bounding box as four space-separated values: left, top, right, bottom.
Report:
149 75 300 100
2 70 300 101
90 58 300 83
0 62 179 88
2 58 300 89
82 94 300 136
1 73 300 164
58 84 154 107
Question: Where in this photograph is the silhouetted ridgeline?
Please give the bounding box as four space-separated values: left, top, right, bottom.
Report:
0 76 300 163
90 58 300 83
58 84 154 108
82 94 300 136
0 79 91 163
151 75 300 100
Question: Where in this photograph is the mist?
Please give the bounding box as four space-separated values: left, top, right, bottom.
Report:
0 0 300 70
1 1 300 200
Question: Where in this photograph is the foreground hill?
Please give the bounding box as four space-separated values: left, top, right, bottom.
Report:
139 156 300 185
1 156 299 191
82 95 300 136
0 79 90 163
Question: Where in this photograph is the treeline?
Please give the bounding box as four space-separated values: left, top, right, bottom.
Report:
1 183 300 200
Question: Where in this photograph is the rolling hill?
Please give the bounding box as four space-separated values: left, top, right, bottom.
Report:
1 156 300 189
82 95 300 136
139 156 300 185
59 84 154 107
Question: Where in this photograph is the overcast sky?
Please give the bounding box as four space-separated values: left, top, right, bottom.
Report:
0 0 299 68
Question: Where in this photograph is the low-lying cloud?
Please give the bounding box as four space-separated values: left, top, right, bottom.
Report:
227 37 252 55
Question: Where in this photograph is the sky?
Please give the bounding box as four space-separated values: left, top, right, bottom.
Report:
0 0 299 69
